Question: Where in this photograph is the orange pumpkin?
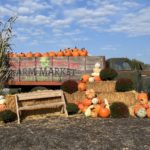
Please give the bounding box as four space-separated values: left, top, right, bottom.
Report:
137 92 148 101
78 82 86 91
82 106 88 113
49 51 56 57
81 48 88 56
82 74 90 83
0 104 6 112
12 53 18 58
34 52 42 57
57 50 64 57
146 108 150 118
42 52 49 57
64 48 72 56
82 98 92 106
72 50 79 57
79 49 87 56
93 104 101 114
73 47 79 52
25 52 33 57
94 76 101 82
99 107 110 118
78 103 84 111
18 52 25 57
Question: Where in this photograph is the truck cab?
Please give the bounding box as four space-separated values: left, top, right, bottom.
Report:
107 58 150 96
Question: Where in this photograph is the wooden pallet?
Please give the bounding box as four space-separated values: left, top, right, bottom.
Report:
15 90 68 124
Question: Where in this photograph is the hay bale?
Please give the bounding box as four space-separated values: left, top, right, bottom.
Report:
87 81 116 93
5 95 16 113
97 91 138 107
64 91 86 103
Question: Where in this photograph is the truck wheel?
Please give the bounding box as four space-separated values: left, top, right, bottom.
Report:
30 86 48 92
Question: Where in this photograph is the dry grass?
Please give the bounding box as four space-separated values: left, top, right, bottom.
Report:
87 81 116 93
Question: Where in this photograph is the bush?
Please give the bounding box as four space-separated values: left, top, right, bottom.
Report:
100 68 118 81
0 110 17 123
66 103 79 115
115 78 134 92
110 102 129 118
61 80 78 94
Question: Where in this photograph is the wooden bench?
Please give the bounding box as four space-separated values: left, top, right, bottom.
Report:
15 90 68 124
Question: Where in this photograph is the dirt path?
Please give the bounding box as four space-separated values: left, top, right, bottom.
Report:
0 116 150 150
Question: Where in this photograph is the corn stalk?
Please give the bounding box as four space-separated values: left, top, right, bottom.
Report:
0 17 16 92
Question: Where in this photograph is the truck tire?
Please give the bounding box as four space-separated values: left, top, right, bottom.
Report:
30 86 48 92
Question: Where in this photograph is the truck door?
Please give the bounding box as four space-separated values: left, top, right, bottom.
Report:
107 58 141 91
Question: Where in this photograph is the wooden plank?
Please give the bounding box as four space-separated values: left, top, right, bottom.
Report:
6 81 62 86
17 91 62 101
15 95 20 124
19 102 64 110
61 91 68 116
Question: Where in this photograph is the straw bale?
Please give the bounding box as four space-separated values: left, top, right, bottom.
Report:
5 95 16 113
87 81 116 93
97 91 138 107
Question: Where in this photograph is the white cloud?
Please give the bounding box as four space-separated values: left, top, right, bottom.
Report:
109 7 150 36
0 6 15 16
17 7 32 14
50 0 75 6
122 1 140 8
50 18 73 28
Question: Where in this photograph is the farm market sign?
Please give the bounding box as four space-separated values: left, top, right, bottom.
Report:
8 56 105 82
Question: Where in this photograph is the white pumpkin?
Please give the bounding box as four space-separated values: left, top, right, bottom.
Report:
92 98 98 105
0 95 4 99
95 62 100 68
89 77 94 83
0 99 6 104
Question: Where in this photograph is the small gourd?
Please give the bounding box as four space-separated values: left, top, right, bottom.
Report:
0 99 6 104
89 77 94 83
92 98 99 105
136 107 147 118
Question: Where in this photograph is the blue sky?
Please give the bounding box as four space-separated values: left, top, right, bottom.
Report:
0 0 150 63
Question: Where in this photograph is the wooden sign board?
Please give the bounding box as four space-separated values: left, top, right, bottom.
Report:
8 56 105 83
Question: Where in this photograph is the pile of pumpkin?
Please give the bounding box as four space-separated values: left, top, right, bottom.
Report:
0 95 6 112
77 89 110 118
8 47 88 58
78 62 102 91
133 92 150 118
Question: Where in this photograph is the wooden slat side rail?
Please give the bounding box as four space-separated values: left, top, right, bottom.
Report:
15 90 68 124
19 102 64 111
17 94 62 101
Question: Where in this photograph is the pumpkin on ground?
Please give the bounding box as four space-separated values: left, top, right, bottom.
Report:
137 92 148 105
94 76 101 82
146 108 150 118
99 107 110 118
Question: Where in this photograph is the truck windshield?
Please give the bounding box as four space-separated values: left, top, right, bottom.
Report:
111 61 132 70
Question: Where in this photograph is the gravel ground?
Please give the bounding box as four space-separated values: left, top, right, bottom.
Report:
0 115 150 150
